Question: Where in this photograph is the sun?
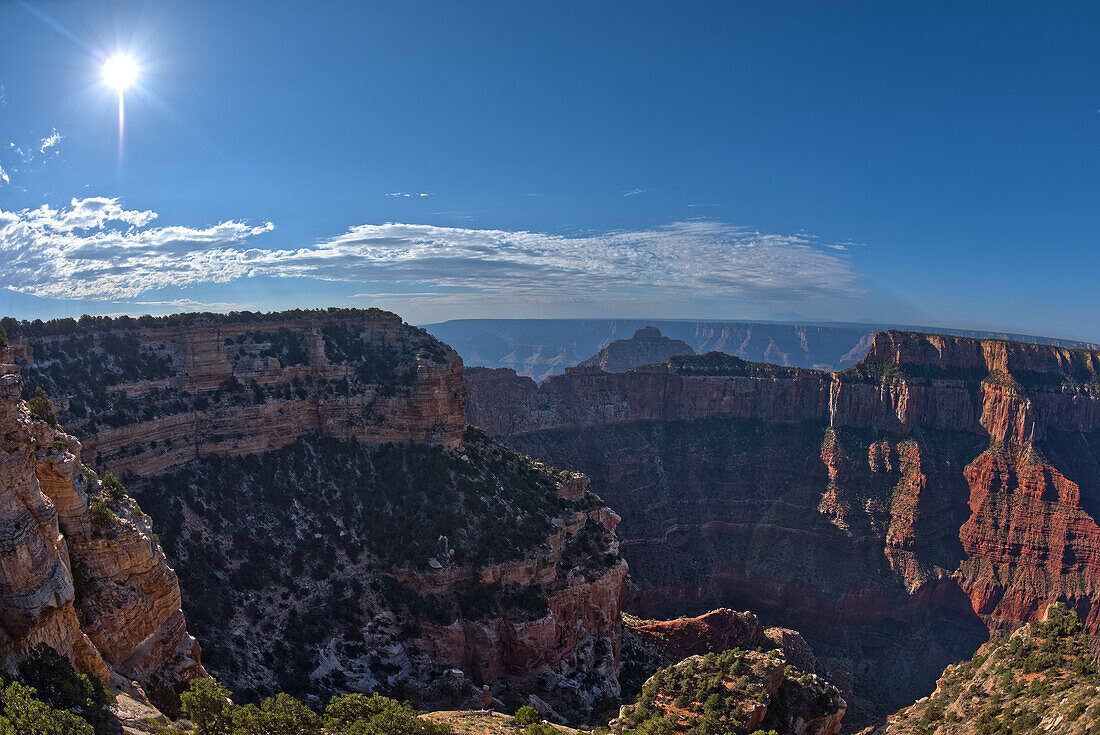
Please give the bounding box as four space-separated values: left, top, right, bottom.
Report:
102 54 139 91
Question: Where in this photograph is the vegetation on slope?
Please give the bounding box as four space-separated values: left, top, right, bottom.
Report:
616 648 844 735
878 604 1100 735
0 644 114 735
8 308 454 432
179 678 445 735
128 427 613 702
663 352 818 379
1 308 402 336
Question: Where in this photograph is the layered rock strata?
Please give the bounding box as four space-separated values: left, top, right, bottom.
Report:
7 311 630 717
0 345 203 706
10 310 465 477
467 332 1100 715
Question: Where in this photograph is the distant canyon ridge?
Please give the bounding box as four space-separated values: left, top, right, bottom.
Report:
423 318 1098 380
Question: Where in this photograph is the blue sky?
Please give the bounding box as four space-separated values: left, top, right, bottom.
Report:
1 1 1098 340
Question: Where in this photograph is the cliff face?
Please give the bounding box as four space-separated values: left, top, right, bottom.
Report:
0 346 203 708
576 327 695 373
467 331 1100 717
12 310 466 477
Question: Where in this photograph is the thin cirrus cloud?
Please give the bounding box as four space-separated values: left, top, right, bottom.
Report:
0 197 862 304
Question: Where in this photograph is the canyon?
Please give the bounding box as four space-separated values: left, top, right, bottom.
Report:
5 311 630 718
8 311 1100 728
467 331 1100 717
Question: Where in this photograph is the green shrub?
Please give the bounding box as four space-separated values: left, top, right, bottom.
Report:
323 693 444 735
0 680 94 735
15 644 111 734
100 472 126 502
27 387 58 427
523 724 560 735
88 501 116 528
180 678 233 735
514 705 541 726
231 692 320 735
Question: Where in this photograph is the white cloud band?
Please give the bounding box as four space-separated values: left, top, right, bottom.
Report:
0 197 861 303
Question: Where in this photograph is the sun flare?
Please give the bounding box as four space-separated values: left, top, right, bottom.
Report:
102 54 139 91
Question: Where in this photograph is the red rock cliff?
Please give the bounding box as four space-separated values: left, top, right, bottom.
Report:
467 331 1100 716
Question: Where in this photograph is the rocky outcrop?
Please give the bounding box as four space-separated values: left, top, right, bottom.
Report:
0 346 203 707
576 327 694 373
627 608 769 663
615 647 846 735
468 331 1100 718
10 310 466 477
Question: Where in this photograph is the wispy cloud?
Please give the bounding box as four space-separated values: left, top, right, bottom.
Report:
387 192 431 198
622 187 652 197
0 197 862 304
39 130 62 154
0 165 8 187
124 298 259 312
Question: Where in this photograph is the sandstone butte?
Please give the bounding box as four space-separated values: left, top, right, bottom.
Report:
465 330 1100 714
0 342 204 714
575 326 695 373
5 310 630 717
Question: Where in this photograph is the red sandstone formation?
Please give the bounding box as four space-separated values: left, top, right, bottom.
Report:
468 331 1100 716
629 608 769 662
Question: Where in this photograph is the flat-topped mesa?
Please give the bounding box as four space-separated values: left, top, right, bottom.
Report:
862 330 1100 378
576 326 695 373
8 309 466 476
835 331 1100 442
466 354 831 436
0 346 204 711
